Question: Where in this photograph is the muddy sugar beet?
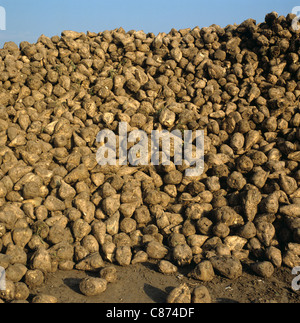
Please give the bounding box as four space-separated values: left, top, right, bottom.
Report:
0 11 300 303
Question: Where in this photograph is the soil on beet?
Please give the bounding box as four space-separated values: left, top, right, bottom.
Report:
30 262 299 303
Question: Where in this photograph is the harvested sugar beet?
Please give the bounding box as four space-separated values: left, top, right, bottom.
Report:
0 11 300 303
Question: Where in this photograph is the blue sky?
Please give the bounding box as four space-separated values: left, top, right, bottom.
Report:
0 0 299 45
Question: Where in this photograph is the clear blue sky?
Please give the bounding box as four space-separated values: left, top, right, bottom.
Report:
0 0 299 45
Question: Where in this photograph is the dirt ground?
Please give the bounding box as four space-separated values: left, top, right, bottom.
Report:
30 261 299 304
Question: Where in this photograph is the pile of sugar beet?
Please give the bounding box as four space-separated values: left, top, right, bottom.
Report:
0 11 300 303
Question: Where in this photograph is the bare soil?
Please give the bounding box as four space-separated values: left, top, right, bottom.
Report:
30 262 299 303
